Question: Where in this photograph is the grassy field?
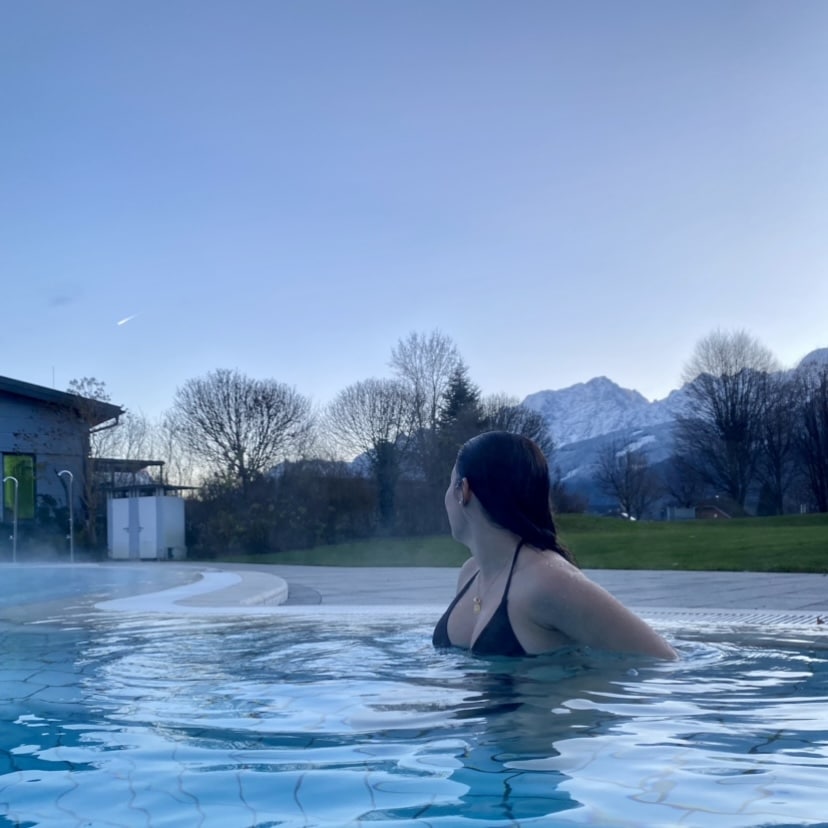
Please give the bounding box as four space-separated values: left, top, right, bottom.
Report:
219 513 828 573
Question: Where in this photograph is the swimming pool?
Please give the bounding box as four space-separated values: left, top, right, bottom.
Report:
1 565 827 827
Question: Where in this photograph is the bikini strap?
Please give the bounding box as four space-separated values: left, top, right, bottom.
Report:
459 540 522 603
456 569 480 598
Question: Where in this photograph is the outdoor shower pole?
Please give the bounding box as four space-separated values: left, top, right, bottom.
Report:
2 475 18 563
58 469 74 563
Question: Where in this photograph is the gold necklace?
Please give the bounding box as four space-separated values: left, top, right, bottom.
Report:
472 563 511 613
472 541 525 613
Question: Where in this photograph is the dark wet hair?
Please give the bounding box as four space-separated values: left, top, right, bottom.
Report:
455 431 576 565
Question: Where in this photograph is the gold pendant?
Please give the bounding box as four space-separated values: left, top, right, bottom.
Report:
472 596 481 613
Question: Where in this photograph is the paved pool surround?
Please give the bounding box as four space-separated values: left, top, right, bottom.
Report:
103 562 828 623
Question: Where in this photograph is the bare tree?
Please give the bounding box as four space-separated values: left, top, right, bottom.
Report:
662 452 709 509
481 394 555 460
674 329 778 509
595 440 661 519
93 409 152 461
325 378 414 529
69 388 194 489
390 330 461 486
480 393 556 460
796 365 828 512
391 330 460 432
66 376 109 401
171 369 313 492
67 376 121 455
145 411 200 488
755 372 799 514
65 377 122 547
94 407 203 489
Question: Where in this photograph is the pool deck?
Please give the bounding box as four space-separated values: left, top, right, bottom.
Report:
3 560 825 627
181 563 828 623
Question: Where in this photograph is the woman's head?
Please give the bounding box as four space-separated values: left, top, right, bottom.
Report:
452 431 574 562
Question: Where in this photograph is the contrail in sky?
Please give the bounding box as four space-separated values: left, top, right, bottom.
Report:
116 313 140 326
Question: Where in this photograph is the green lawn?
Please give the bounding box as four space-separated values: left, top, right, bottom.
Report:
217 513 828 573
556 513 828 572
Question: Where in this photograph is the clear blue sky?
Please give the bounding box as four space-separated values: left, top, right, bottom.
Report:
2 1 826 418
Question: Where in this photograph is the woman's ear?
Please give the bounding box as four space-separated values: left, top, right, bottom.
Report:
459 477 471 506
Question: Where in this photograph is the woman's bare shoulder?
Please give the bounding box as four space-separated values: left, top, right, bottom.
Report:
455 556 478 591
524 552 621 616
522 551 676 659
524 548 581 586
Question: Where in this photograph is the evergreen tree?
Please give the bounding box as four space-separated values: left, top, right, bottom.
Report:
438 363 483 464
440 363 481 427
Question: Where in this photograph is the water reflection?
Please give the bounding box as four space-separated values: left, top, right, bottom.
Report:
0 611 826 826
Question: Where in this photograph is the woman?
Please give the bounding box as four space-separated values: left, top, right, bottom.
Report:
433 431 676 659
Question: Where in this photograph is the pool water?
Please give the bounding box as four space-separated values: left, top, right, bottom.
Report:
0 564 198 611
1 571 827 827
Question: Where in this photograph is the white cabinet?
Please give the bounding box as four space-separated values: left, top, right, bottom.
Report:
107 493 187 560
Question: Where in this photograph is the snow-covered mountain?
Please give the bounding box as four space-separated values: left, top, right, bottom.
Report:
522 348 826 507
797 348 828 371
522 378 686 504
523 376 691 447
524 348 827 451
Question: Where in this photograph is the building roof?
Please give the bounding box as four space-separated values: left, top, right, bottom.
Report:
92 457 164 475
0 375 124 426
93 457 197 496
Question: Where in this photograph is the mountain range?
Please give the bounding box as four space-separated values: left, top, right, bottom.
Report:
521 347 828 506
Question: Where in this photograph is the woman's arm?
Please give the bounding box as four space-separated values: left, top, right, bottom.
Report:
529 563 677 659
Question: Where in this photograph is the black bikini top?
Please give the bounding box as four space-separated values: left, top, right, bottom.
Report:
432 540 526 657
